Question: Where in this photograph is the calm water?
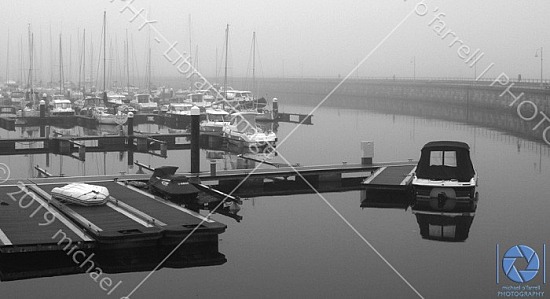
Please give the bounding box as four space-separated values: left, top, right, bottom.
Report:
0 94 549 298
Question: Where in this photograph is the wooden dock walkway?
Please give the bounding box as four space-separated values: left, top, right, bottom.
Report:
0 184 94 253
0 179 226 253
0 159 417 254
362 164 416 190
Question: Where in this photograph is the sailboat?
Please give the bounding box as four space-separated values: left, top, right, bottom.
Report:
17 26 41 118
248 32 274 121
93 11 128 125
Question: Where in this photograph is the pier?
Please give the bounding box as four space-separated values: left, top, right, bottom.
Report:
0 178 226 254
0 156 417 254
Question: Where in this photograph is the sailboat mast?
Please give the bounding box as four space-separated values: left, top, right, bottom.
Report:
83 29 86 94
59 34 64 92
147 36 151 94
223 24 229 99
79 29 85 95
252 31 256 96
103 10 106 92
188 14 192 70
49 24 53 88
126 29 130 95
5 28 9 85
89 33 93 91
27 25 33 100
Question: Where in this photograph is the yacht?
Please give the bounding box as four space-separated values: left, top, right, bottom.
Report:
223 111 277 148
200 108 229 133
51 98 75 116
132 93 157 113
92 106 128 125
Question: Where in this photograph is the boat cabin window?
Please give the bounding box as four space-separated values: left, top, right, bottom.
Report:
429 151 457 167
55 102 71 109
208 114 226 122
190 94 203 102
1 107 14 113
137 95 150 103
11 92 24 98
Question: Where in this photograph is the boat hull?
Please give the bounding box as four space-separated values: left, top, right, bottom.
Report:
412 177 478 212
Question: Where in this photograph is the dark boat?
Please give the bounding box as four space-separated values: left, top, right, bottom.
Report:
412 141 478 212
148 166 199 202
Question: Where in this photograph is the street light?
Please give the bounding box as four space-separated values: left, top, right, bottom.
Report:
535 47 543 87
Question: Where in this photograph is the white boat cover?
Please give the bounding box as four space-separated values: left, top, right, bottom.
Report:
51 183 110 206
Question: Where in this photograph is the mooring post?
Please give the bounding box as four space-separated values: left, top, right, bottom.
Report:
361 141 374 165
210 160 217 176
39 100 46 137
191 106 200 174
39 100 46 118
127 112 134 150
272 98 279 120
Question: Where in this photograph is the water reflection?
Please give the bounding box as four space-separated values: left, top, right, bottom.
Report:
413 212 475 242
361 189 478 242
0 244 225 282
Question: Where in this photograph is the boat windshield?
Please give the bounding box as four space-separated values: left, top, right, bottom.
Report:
85 98 101 106
11 92 24 98
136 95 150 103
171 104 190 112
55 102 72 109
189 94 203 102
208 114 226 122
0 107 15 113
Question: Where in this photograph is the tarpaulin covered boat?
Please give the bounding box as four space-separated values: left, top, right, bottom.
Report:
51 183 110 206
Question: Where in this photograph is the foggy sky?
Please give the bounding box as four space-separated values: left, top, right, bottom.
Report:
1 0 549 86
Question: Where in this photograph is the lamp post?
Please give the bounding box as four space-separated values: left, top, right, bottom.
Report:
535 47 543 87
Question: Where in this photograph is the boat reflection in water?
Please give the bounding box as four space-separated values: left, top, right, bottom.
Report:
361 189 478 242
412 210 475 242
0 244 225 282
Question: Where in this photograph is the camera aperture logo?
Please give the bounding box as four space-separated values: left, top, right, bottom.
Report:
497 244 546 297
503 245 540 283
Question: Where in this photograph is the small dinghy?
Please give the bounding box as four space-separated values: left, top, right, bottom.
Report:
51 183 110 206
148 166 199 202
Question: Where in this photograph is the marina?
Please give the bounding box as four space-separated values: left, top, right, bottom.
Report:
1 1 549 298
0 86 549 298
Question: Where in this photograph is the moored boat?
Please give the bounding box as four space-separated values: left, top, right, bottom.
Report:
223 111 277 148
200 108 229 133
92 106 128 125
51 98 75 116
412 141 478 212
147 166 199 202
132 93 157 113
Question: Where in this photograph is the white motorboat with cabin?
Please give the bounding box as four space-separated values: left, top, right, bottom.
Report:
51 98 75 116
106 93 126 106
196 89 216 102
223 111 277 147
200 108 230 133
92 106 128 125
9 91 25 107
166 103 193 116
412 141 478 212
132 93 157 113
79 96 103 116
185 93 211 110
